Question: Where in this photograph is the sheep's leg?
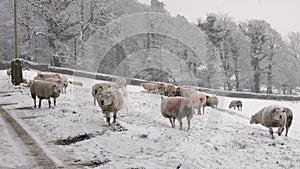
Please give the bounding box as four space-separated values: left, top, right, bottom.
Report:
187 112 193 131
54 98 56 106
198 106 201 115
172 118 176 128
105 112 111 126
93 97 96 106
32 95 36 108
48 98 51 108
202 106 205 115
179 119 183 130
168 118 173 128
269 127 275 139
187 119 190 131
39 99 42 108
285 127 289 137
112 112 117 123
278 127 284 136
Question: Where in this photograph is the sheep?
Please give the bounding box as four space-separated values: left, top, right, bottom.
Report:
141 82 158 91
206 96 218 108
229 100 243 111
250 105 287 139
157 83 167 95
7 68 12 79
174 86 183 96
164 84 176 97
96 88 124 126
115 78 127 89
161 96 194 130
30 80 62 108
92 82 119 106
34 77 65 92
34 73 68 93
283 107 293 137
189 92 207 115
68 80 83 86
59 76 68 93
181 87 198 97
35 72 60 79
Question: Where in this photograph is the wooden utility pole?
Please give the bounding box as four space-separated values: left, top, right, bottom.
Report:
14 0 18 58
11 0 23 85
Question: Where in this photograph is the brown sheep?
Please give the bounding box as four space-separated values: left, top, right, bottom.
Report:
207 96 218 108
229 100 243 111
30 81 62 108
164 84 176 97
250 105 286 139
161 96 194 130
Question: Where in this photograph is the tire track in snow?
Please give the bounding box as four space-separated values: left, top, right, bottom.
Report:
0 106 60 169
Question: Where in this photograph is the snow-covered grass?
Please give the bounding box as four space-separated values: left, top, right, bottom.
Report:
0 69 300 169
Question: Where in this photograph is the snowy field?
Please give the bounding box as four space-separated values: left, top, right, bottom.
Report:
0 69 300 169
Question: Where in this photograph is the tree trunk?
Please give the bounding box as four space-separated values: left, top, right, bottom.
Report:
266 53 274 94
232 55 240 91
220 41 232 91
266 64 272 94
252 57 260 93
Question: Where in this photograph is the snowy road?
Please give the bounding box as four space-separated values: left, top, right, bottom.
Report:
0 106 43 169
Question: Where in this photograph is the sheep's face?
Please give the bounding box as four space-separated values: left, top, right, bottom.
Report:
99 93 114 106
272 108 285 121
63 81 68 88
52 84 62 94
250 115 258 124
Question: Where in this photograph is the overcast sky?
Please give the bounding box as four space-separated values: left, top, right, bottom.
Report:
137 0 300 37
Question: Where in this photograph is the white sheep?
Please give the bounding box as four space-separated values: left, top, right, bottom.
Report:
68 80 83 86
250 105 287 139
161 96 194 130
35 72 60 80
96 88 124 126
7 68 11 79
189 92 207 115
141 82 158 92
34 73 68 93
92 82 119 106
30 80 62 108
116 78 127 89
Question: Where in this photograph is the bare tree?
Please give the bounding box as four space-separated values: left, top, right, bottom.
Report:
239 20 272 93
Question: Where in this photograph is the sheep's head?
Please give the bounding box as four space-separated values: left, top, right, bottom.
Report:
52 84 62 95
99 92 114 106
272 107 286 121
250 115 257 124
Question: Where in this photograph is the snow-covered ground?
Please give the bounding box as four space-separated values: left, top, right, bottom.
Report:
0 69 300 169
